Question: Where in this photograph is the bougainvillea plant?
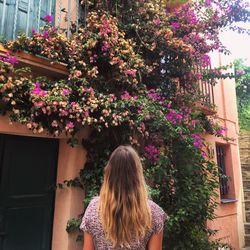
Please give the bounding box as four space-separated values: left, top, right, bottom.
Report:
0 0 249 249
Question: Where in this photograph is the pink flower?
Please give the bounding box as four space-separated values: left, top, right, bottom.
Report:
66 122 74 129
201 152 207 158
215 127 227 136
75 70 82 77
204 0 212 6
62 89 70 95
236 70 245 76
191 120 199 127
51 120 58 127
43 15 53 22
153 18 161 26
84 87 94 95
126 69 137 77
121 91 132 100
147 89 163 101
166 110 182 124
99 18 111 36
171 21 180 29
0 53 18 65
84 111 89 117
201 54 211 67
138 105 144 113
166 102 172 108
34 101 44 108
195 72 203 79
31 82 47 96
144 145 160 162
101 42 111 52
191 133 204 149
43 30 49 39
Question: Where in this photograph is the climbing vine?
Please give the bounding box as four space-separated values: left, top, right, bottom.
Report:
234 59 250 131
0 0 249 249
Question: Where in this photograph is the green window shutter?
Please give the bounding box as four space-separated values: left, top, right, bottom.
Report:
0 0 55 41
0 0 16 40
16 0 33 37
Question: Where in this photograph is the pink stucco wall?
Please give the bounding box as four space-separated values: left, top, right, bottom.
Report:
52 137 87 250
206 53 244 249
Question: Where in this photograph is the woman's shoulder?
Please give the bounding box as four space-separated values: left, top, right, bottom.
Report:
148 199 165 213
80 196 100 232
148 199 168 234
83 196 99 216
88 196 100 206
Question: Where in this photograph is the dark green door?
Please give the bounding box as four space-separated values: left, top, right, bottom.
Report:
0 134 58 250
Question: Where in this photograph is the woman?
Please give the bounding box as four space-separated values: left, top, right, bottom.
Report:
80 145 167 250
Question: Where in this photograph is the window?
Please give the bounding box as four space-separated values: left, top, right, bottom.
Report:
0 0 55 41
216 144 236 202
216 145 229 198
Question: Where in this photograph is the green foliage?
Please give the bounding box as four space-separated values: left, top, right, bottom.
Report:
234 59 250 131
57 178 83 189
66 218 81 233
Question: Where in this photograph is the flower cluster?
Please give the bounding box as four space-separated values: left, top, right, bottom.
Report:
43 15 53 22
31 82 47 96
7 19 68 63
215 126 228 136
0 53 18 65
147 89 164 102
121 91 138 101
67 11 144 88
166 110 183 125
144 144 160 162
191 133 204 150
235 69 245 76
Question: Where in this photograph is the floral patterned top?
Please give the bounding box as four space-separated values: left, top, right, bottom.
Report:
80 196 167 250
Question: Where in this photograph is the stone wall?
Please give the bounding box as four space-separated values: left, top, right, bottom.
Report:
240 131 250 247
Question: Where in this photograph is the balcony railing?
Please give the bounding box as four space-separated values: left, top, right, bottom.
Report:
196 80 216 115
0 0 81 41
195 65 215 108
179 66 215 113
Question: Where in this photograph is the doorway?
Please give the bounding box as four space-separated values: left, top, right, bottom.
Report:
0 134 58 250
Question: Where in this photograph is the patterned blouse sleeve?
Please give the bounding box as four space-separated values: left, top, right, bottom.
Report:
150 201 168 234
80 198 97 234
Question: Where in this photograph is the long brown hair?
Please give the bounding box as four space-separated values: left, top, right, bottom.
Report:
99 145 152 248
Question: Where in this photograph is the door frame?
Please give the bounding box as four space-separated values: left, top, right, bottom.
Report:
0 133 59 250
0 115 87 250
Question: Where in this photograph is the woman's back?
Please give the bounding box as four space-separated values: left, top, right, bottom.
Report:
80 146 166 249
80 196 167 249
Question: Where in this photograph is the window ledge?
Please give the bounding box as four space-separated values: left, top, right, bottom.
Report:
220 198 238 204
196 101 217 115
0 44 68 79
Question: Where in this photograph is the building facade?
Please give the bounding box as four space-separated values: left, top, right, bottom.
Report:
206 54 245 249
0 0 245 249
